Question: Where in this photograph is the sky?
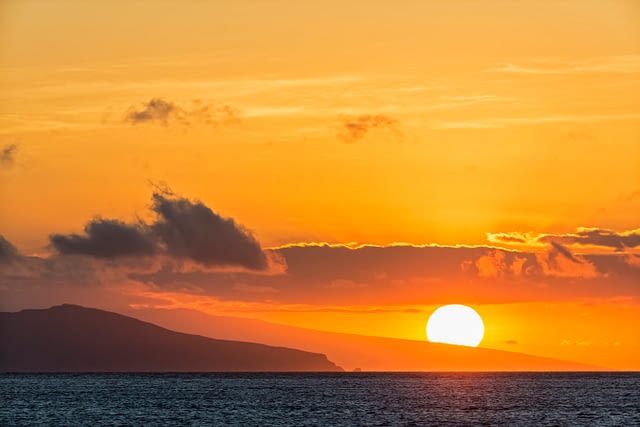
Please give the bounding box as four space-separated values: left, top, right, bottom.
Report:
1 0 639 370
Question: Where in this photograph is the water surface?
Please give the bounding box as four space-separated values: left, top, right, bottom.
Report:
2 372 638 426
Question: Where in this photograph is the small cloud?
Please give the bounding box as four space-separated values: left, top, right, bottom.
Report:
1 144 18 168
337 114 399 143
124 98 240 127
505 339 518 345
125 98 179 125
475 250 507 278
486 232 529 244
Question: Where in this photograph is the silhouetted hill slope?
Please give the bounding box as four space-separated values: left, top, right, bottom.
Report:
0 305 341 372
129 307 606 372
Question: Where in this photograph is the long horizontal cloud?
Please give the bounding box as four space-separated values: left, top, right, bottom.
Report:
487 227 640 251
126 243 638 306
2 238 639 311
49 192 269 270
124 98 239 127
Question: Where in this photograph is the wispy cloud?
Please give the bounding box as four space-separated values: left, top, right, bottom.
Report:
487 227 640 252
487 55 640 75
337 114 400 143
436 113 640 129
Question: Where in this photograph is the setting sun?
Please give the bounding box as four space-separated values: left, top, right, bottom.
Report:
426 305 485 347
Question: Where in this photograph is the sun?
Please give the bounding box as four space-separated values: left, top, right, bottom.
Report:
426 304 484 347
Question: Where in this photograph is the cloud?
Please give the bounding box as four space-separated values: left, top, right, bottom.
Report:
48 191 270 271
124 98 178 125
1 144 18 168
538 228 640 251
488 227 640 252
50 219 156 258
436 113 640 129
475 250 507 278
486 232 528 244
486 55 640 75
549 241 581 264
125 242 640 307
124 98 240 127
505 340 518 345
0 235 19 262
535 243 601 278
3 241 640 311
337 115 399 143
468 243 601 279
150 192 268 270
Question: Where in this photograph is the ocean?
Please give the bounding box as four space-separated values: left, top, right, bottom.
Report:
1 373 639 426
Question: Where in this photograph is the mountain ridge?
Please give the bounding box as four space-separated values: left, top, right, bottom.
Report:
0 304 342 372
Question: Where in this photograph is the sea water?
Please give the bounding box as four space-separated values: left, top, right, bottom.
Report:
1 372 639 426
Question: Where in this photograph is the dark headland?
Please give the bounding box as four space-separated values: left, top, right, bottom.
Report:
0 304 342 372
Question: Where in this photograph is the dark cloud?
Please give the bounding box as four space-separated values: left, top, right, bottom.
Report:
50 219 156 258
47 192 268 270
124 98 240 127
0 235 19 262
549 242 581 264
538 228 640 251
1 144 18 168
505 340 518 345
124 98 179 125
151 193 268 270
338 115 399 143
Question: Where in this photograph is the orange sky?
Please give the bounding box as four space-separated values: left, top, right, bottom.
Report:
1 0 639 370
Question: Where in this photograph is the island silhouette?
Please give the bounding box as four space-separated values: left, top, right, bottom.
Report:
1 304 604 372
0 304 341 372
